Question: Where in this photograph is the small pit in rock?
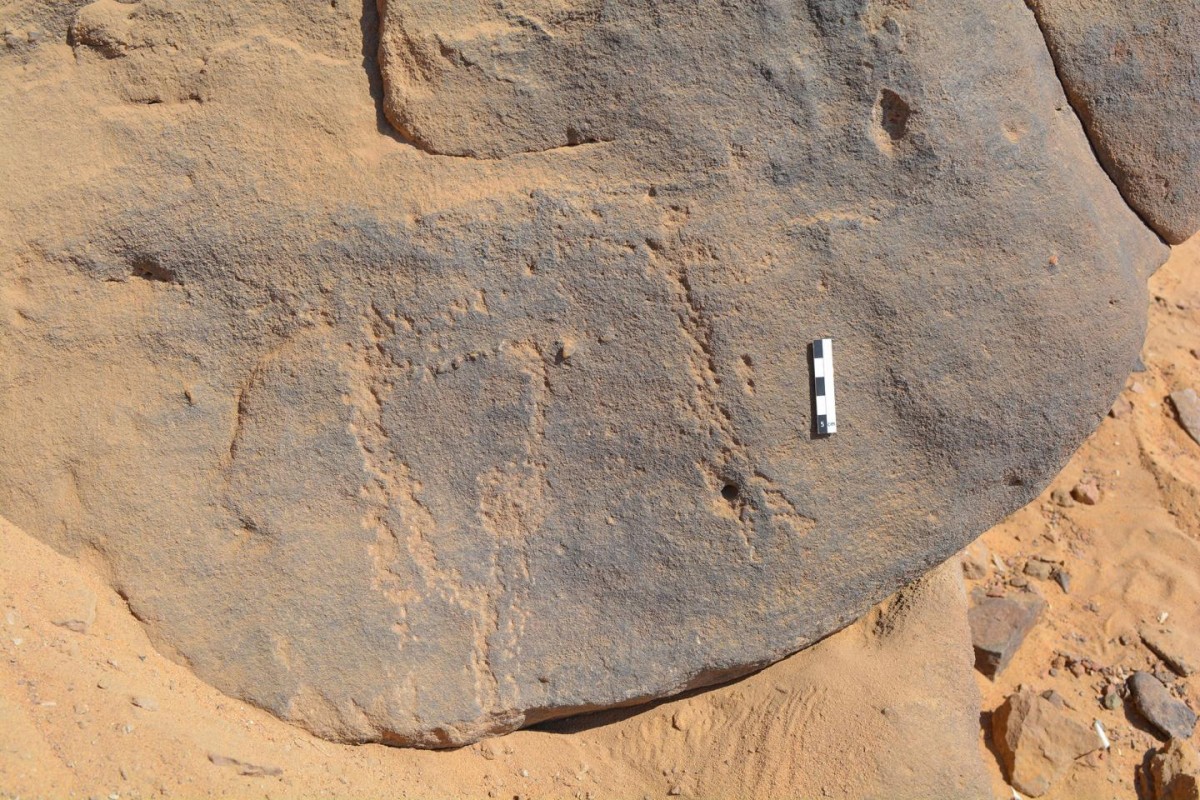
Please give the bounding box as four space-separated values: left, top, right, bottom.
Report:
877 89 911 142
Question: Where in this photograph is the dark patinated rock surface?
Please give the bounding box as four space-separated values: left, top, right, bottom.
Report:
0 0 1166 745
1028 0 1200 243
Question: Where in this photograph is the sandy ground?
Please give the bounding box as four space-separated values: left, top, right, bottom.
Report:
974 234 1200 799
1 238 1197 799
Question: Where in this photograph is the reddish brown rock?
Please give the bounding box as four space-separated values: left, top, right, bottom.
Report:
1141 625 1199 677
969 593 1046 678
992 688 1100 797
1170 389 1200 446
1144 739 1200 800
1071 477 1102 505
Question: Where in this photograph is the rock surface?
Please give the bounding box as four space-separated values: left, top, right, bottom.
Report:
1130 672 1199 741
1145 739 1200 800
0 514 992 798
969 592 1046 678
992 687 1100 797
1141 624 1199 677
0 0 1167 744
960 540 991 581
1171 389 1200 445
1027 0 1200 243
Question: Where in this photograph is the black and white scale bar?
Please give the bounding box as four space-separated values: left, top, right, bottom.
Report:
812 337 837 436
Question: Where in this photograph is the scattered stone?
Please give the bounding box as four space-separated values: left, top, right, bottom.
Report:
1024 559 1054 581
969 593 1046 678
1129 672 1198 740
1109 395 1133 419
1143 739 1200 800
667 786 682 796
1009 574 1029 589
1101 684 1122 711
992 688 1101 797
1052 569 1071 594
207 753 283 778
1169 389 1200 446
1051 488 1075 508
960 540 991 580
1141 626 1198 677
1070 478 1102 506
130 695 158 711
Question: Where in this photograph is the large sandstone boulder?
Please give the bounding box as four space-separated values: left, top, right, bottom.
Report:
1028 0 1200 244
0 0 1167 745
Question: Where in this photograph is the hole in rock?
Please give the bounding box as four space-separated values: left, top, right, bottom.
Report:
130 256 175 283
878 89 911 141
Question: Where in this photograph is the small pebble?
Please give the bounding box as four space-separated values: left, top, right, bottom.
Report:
1071 478 1101 506
1053 569 1071 593
1109 396 1133 419
130 695 158 711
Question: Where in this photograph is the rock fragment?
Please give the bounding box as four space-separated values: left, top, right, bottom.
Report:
1024 559 1054 581
130 695 158 711
1129 672 1198 741
960 540 991 580
1070 478 1101 506
1170 389 1200 446
1110 395 1133 419
1141 626 1198 677
1143 739 1200 800
207 753 283 778
1052 569 1070 594
1051 488 1074 508
992 688 1100 797
969 593 1046 678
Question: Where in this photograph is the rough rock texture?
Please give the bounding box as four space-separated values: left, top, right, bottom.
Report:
992 688 1100 797
969 592 1046 678
1130 672 1199 741
1171 388 1200 446
1141 624 1199 677
1027 0 1200 243
0 0 1167 745
0 516 991 798
1145 739 1200 800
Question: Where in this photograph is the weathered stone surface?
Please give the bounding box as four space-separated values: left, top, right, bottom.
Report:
969 592 1046 678
0 0 1165 745
992 688 1100 798
1141 624 1199 677
960 540 991 581
1130 672 1199 741
1171 389 1200 446
1145 739 1200 800
1028 0 1200 243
